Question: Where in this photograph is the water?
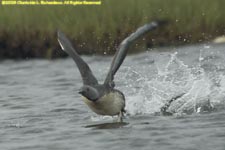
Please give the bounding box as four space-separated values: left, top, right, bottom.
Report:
1 43 225 150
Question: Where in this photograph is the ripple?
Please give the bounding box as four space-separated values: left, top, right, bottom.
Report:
1 44 225 150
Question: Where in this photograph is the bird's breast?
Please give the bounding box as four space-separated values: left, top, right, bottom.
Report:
82 91 125 116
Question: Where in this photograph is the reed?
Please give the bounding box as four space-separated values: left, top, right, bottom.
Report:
0 0 225 58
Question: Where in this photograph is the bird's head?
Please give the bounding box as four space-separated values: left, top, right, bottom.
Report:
78 85 100 101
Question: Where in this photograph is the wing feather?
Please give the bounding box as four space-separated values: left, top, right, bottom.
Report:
104 21 166 87
57 31 98 86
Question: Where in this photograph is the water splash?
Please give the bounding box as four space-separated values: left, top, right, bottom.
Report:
123 52 225 116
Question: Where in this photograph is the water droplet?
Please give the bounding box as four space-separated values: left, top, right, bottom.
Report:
204 45 210 49
199 57 204 61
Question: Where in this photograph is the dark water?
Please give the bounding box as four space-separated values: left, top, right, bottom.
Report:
1 43 225 150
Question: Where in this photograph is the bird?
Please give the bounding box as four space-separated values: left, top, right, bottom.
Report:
57 21 164 122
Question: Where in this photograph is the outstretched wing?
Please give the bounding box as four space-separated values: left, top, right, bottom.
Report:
57 31 98 86
104 21 166 87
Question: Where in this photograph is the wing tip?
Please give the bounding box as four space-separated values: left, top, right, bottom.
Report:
154 20 169 27
57 30 66 51
57 29 63 37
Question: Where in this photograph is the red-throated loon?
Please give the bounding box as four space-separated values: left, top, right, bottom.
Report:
57 21 165 122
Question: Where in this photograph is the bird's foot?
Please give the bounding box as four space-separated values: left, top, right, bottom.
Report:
117 111 124 122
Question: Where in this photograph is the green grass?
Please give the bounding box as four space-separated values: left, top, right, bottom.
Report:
0 0 225 58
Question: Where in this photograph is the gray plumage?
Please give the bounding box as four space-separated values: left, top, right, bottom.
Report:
58 31 98 86
57 21 164 121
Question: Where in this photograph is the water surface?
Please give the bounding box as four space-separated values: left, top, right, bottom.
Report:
1 43 225 150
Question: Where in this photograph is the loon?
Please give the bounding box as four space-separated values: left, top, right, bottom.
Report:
57 21 164 122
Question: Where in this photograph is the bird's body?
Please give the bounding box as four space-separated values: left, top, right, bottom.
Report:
57 21 164 122
82 89 125 116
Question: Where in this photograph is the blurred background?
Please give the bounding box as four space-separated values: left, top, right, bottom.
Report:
0 0 225 59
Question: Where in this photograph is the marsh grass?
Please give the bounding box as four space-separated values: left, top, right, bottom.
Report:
0 0 225 58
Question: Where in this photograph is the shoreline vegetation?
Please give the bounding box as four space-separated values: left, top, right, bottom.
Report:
0 0 225 59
